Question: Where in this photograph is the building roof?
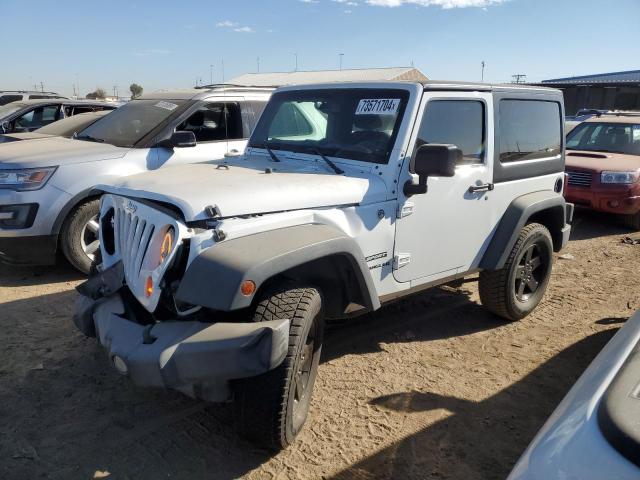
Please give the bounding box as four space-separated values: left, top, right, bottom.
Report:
228 67 428 87
541 70 640 85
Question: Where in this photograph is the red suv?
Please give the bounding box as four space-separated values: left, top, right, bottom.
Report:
564 113 640 229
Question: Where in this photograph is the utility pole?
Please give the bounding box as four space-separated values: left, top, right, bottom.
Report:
339 53 344 71
293 53 298 72
512 74 527 84
40 82 44 93
256 57 260 73
481 61 485 82
76 73 80 98
210 64 214 84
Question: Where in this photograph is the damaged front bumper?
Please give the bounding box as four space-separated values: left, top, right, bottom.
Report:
73 262 290 402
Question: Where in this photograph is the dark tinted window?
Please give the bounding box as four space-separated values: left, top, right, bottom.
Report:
176 102 242 142
14 105 61 131
77 99 187 147
499 100 561 163
0 95 22 106
28 95 56 100
414 100 485 165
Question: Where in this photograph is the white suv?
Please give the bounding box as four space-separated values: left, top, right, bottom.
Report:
75 81 573 449
0 90 66 105
0 85 272 272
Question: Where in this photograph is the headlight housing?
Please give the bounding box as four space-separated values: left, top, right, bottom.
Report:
601 171 640 184
0 167 57 191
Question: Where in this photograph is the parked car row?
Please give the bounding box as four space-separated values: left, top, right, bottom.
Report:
0 85 272 272
1 80 638 474
0 98 116 135
0 89 65 105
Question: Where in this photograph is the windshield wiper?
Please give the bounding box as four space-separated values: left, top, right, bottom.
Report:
75 134 104 143
313 148 343 175
265 145 281 162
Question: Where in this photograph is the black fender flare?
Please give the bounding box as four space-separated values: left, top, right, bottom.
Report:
175 224 380 312
480 190 571 271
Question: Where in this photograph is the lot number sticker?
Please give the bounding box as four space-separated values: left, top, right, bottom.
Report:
356 98 400 115
154 101 178 111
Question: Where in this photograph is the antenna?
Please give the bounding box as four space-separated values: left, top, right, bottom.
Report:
210 64 214 84
293 53 298 72
481 61 485 82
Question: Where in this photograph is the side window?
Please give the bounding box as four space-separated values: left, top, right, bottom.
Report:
176 102 242 142
0 95 22 106
71 106 95 115
269 102 314 138
414 100 485 165
40 105 61 126
499 100 561 163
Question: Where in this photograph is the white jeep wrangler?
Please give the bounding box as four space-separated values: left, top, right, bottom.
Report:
74 81 573 449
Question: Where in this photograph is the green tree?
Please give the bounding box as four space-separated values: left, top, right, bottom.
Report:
86 88 106 100
129 83 143 99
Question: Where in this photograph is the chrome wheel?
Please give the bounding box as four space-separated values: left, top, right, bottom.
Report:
80 215 100 261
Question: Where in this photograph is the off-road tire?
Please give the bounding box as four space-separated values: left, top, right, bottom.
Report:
233 285 324 450
479 223 553 321
623 212 640 231
60 199 100 274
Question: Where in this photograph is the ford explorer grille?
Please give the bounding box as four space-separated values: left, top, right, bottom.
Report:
567 171 592 187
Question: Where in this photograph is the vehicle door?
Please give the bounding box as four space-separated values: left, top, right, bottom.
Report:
156 99 248 167
12 104 62 132
393 92 496 284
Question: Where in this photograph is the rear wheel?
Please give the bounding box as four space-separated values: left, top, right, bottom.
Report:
479 223 553 321
60 199 101 274
233 284 324 450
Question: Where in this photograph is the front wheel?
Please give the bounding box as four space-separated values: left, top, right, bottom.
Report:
479 223 553 321
60 199 101 274
233 285 324 450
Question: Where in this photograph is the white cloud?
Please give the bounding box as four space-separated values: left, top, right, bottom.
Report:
299 0 319 3
217 20 254 33
333 0 358 4
216 20 237 27
366 0 506 8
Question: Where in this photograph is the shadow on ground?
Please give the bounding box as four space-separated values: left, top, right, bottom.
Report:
569 209 632 241
0 262 83 287
330 328 617 480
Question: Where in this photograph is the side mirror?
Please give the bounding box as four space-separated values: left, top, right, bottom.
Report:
159 131 197 149
1 121 10 134
404 144 460 197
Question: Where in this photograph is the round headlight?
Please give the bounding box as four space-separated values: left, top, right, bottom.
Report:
159 227 174 264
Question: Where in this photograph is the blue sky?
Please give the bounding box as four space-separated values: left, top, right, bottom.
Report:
1 0 638 97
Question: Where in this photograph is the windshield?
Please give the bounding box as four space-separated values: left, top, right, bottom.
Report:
35 111 107 137
75 99 187 147
249 88 409 164
0 103 26 120
567 122 640 156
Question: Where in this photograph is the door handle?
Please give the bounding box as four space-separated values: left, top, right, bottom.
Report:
468 183 494 193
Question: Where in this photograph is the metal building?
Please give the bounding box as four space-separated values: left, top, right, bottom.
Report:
539 70 640 115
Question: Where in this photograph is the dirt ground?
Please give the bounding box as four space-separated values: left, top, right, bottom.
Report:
1 210 639 480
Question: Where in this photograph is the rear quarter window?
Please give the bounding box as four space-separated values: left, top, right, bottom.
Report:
499 100 562 163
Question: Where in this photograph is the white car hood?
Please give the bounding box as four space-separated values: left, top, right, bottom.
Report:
100 155 389 221
0 136 128 168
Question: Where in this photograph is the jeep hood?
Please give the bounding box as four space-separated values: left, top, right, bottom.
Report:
0 136 128 169
99 156 389 221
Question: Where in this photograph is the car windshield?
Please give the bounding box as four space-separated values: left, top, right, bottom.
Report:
0 103 26 120
567 122 640 156
75 99 187 147
249 88 409 164
35 111 106 137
